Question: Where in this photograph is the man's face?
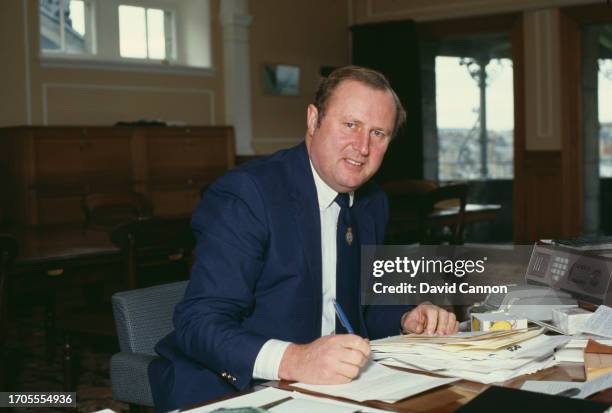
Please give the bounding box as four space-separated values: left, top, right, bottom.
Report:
306 80 396 193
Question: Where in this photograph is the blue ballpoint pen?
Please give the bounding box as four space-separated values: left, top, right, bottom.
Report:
333 299 355 334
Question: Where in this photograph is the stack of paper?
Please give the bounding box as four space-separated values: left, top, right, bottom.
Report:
577 305 612 339
371 328 570 384
554 306 612 362
554 334 612 363
521 372 612 399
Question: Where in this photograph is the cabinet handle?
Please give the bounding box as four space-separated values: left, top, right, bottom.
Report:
168 252 183 261
47 268 64 276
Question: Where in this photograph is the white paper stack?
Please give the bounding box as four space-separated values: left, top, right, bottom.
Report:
554 334 612 363
371 328 570 384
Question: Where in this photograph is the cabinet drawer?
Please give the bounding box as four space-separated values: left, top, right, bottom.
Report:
36 195 83 225
34 135 132 182
147 135 233 173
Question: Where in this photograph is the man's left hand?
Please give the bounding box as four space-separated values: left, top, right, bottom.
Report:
401 303 458 335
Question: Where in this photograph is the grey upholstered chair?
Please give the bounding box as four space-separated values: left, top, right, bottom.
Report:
110 280 188 409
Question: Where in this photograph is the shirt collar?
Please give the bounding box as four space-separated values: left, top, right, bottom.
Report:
309 160 354 209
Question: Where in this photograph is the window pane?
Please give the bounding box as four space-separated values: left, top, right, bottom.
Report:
64 0 86 53
119 5 147 58
68 0 85 36
433 35 514 180
485 58 514 179
600 59 612 177
147 8 166 60
39 0 63 51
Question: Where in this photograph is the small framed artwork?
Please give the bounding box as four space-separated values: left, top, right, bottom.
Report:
263 64 300 96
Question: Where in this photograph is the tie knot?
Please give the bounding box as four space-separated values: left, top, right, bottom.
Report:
335 193 351 209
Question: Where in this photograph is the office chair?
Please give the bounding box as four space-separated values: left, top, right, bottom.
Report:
110 281 188 410
58 217 195 391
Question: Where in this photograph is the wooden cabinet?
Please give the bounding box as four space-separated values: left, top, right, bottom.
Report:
0 126 235 225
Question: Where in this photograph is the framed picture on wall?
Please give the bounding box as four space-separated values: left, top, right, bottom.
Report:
263 64 300 96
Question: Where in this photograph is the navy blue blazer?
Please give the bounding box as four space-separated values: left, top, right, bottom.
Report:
149 143 409 412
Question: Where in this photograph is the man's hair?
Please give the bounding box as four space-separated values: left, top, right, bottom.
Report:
313 66 407 138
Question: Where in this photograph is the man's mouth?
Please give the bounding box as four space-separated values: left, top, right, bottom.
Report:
345 158 364 167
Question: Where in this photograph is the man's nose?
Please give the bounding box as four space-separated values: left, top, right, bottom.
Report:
353 129 370 156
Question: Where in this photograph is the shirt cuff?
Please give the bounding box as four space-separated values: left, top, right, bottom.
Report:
252 339 292 380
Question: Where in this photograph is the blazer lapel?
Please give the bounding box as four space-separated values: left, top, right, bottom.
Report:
288 143 323 334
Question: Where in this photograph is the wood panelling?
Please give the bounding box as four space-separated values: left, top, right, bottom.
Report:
0 126 235 226
559 10 583 237
417 12 520 37
518 152 564 241
513 10 583 242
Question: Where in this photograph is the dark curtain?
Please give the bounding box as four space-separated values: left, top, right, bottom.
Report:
351 20 423 183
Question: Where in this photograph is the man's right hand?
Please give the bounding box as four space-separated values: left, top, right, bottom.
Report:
277 335 370 384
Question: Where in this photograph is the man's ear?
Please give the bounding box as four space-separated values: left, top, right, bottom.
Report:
306 104 318 137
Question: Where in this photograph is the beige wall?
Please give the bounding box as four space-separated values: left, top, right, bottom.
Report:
1 0 351 155
0 1 29 126
1 0 226 128
249 0 350 154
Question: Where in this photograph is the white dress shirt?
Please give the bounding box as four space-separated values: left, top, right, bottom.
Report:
251 161 353 380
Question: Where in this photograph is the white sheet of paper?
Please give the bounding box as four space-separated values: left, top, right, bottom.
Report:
291 361 457 403
268 398 358 413
580 372 612 398
521 372 612 399
288 391 391 413
521 380 579 396
184 387 293 413
577 305 612 339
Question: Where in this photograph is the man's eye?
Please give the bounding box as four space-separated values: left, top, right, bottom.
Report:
372 130 386 138
345 122 354 128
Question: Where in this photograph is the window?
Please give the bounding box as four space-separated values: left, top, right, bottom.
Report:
580 21 612 234
599 58 612 177
118 5 175 60
436 54 514 180
39 0 211 70
39 0 95 54
421 33 514 181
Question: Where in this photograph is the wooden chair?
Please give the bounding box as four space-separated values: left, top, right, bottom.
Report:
417 183 468 245
383 179 439 244
58 217 195 391
110 217 195 290
81 192 151 230
0 235 19 389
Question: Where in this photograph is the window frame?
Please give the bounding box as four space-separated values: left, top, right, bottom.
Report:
38 0 213 74
416 13 521 182
117 3 178 62
39 0 97 56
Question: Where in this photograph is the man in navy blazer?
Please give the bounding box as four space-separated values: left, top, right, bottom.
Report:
150 66 459 412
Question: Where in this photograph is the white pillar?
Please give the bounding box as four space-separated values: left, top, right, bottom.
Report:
523 9 563 151
220 0 254 155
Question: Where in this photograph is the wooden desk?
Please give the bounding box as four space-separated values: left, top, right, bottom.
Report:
9 224 119 271
4 225 122 359
269 363 610 412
